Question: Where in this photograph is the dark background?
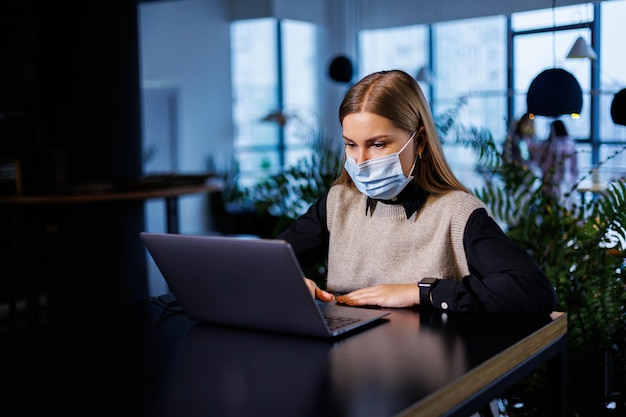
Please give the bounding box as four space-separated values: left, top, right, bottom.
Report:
0 0 148 320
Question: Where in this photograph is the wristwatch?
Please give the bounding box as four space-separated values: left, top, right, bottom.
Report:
418 277 439 308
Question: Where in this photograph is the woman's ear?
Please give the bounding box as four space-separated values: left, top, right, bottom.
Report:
415 126 427 154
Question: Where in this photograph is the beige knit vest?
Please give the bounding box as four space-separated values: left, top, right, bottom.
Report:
325 185 486 292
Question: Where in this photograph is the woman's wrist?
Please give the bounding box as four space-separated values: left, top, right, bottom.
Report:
418 278 439 307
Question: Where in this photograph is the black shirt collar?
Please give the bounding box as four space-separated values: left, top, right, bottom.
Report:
365 182 430 219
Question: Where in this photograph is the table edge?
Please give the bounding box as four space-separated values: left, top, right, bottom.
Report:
394 312 568 417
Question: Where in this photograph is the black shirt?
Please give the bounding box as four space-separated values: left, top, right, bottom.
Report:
277 184 557 315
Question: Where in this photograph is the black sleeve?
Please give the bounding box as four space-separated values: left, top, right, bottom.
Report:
430 208 557 315
275 192 330 271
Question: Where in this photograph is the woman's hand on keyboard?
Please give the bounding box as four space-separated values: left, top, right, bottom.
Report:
304 277 335 302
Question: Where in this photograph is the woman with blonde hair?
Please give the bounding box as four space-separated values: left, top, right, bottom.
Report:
277 70 556 314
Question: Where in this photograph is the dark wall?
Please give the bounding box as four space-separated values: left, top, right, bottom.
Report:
0 0 148 317
1 0 143 191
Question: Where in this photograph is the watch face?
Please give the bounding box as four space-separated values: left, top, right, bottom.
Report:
419 278 438 286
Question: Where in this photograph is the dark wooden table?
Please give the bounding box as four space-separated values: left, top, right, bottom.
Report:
2 297 567 417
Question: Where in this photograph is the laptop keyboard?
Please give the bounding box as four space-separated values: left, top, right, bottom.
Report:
324 315 361 331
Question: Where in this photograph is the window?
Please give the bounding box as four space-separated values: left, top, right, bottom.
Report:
432 16 506 191
359 17 506 191
357 1 626 192
598 0 626 182
230 18 318 188
358 25 429 80
512 5 593 159
513 2 626 182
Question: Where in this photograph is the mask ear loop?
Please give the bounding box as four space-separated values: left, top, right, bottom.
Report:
406 156 419 179
401 129 420 178
399 130 418 154
409 127 426 176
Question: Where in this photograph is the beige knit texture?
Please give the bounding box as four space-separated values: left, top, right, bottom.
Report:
325 185 486 292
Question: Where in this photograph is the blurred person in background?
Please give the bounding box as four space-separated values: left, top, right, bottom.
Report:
536 119 578 198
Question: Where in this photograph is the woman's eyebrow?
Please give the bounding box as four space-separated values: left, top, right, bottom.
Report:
343 134 391 143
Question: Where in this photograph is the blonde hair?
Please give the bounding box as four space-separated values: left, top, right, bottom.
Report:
334 69 469 195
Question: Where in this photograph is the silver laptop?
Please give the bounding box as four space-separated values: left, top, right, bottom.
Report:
139 232 390 338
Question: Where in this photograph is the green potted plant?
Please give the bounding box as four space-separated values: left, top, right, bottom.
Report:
468 131 626 416
240 130 343 238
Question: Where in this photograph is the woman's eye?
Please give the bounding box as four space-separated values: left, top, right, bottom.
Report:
372 143 386 149
344 142 356 148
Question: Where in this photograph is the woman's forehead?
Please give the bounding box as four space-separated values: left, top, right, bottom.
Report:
342 112 400 139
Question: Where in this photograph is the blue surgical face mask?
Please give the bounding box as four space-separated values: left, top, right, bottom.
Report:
344 131 418 200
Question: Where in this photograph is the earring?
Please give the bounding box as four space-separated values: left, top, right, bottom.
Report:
418 153 422 159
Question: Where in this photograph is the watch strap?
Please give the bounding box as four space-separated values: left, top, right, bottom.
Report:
418 278 439 308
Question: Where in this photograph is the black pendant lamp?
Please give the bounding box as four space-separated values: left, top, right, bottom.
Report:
610 88 626 126
526 68 583 118
328 55 353 84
